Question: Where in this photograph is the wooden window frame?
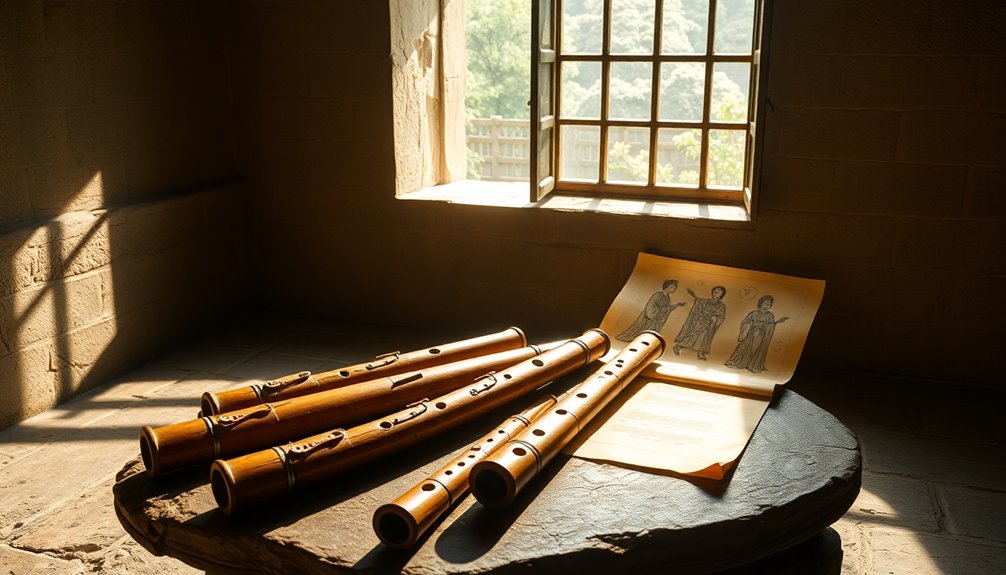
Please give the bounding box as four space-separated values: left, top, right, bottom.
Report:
533 0 770 211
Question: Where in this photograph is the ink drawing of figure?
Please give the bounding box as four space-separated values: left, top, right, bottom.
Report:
615 279 686 342
672 286 727 360
724 295 789 373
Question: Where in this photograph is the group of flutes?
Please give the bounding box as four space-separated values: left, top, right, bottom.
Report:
139 325 665 549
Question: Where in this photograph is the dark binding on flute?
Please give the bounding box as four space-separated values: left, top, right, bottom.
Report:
469 331 664 509
209 329 610 516
372 394 559 549
200 327 528 415
140 343 548 477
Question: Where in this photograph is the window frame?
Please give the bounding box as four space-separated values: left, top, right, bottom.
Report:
533 0 769 211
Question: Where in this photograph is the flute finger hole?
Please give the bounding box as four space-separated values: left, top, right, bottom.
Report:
428 348 441 354
445 470 454 475
556 409 568 415
532 359 544 367
380 421 392 429
503 374 512 380
338 370 350 377
576 393 588 399
629 347 638 352
532 429 545 436
422 482 437 492
512 447 527 456
604 370 614 376
435 402 447 409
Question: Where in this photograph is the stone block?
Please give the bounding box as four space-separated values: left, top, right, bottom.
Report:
38 0 117 52
770 53 981 111
967 166 1006 218
977 56 1006 112
0 271 105 351
0 109 70 167
900 110 1006 166
871 528 1006 574
3 53 93 110
0 167 32 227
24 156 128 218
49 316 119 398
940 485 1006 541
894 218 1006 274
764 107 900 162
839 162 968 217
0 1 45 53
27 211 112 283
0 345 56 430
857 427 1006 491
759 157 842 212
845 472 940 533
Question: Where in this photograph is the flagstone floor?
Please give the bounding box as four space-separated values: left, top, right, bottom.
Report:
1 313 1003 574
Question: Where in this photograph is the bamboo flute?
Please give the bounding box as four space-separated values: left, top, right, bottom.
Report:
209 329 610 516
469 331 664 508
200 327 528 415
141 344 548 477
372 394 559 549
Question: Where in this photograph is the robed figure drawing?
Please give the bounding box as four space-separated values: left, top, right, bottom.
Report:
724 295 789 373
672 286 727 360
616 279 686 342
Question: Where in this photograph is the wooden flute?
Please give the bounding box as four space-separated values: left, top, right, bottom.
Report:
141 344 549 477
200 327 528 415
469 331 664 509
209 329 610 516
372 394 559 549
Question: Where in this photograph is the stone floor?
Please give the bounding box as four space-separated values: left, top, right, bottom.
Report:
1 313 1003 574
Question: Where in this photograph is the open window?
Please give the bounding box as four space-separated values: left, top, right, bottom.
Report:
391 0 769 217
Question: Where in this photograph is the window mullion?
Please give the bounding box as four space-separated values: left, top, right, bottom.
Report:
647 0 664 187
700 0 718 190
598 0 612 184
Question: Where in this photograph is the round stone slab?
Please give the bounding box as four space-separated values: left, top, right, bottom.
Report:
113 389 861 574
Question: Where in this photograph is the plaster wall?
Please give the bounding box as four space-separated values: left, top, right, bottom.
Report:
227 0 1005 387
0 0 247 428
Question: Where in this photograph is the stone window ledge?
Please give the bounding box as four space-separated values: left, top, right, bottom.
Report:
399 180 752 223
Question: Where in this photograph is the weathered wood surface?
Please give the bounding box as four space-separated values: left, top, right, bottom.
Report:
113 389 861 574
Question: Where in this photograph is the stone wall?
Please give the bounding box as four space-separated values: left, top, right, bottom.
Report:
0 0 248 428
227 0 1005 386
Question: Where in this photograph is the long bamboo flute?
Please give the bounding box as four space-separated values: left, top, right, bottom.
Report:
372 394 559 549
141 344 548 477
200 327 528 415
209 329 610 516
469 331 664 508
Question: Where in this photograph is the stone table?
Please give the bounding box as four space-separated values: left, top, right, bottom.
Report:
113 389 861 574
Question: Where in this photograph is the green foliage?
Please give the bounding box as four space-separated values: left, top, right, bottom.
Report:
465 0 530 120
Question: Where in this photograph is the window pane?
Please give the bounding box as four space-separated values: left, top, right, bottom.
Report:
658 62 705 122
561 125 600 181
710 63 749 122
608 62 652 120
656 128 701 186
707 129 745 187
714 0 754 54
607 126 650 184
561 61 602 119
562 0 603 54
538 127 552 180
611 0 655 54
662 0 709 55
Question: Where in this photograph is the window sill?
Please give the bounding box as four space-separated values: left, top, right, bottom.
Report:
399 180 752 223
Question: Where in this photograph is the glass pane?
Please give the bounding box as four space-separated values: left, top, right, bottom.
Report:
562 0 603 54
539 62 552 112
655 127 701 186
561 61 602 119
714 0 754 54
560 125 600 181
607 126 650 184
710 63 749 122
707 129 745 187
658 62 705 122
608 62 652 120
611 0 655 54
539 0 553 49
538 127 553 181
662 0 709 55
